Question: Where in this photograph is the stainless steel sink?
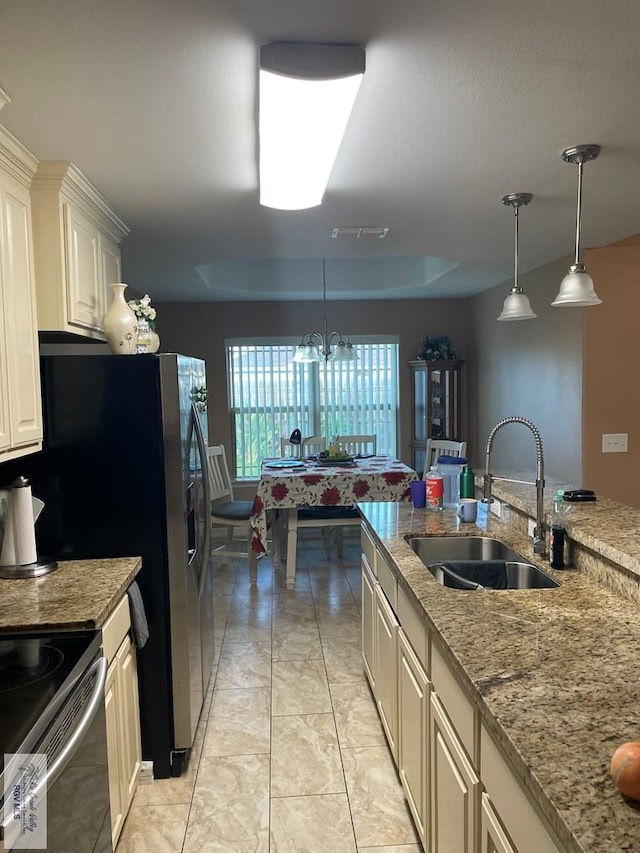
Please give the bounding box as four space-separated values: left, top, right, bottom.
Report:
407 536 559 590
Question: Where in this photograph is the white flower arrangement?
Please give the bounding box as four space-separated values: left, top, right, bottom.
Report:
127 293 157 330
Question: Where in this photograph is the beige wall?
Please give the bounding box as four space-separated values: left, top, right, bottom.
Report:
468 255 583 485
582 242 640 507
157 298 471 477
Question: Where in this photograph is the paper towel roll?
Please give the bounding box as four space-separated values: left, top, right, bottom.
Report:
0 478 37 566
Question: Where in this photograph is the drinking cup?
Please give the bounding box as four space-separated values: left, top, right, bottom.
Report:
410 480 427 509
457 498 478 523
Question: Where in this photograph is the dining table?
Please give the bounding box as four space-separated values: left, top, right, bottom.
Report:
249 454 418 587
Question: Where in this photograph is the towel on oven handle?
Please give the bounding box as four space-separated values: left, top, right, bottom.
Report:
127 581 149 649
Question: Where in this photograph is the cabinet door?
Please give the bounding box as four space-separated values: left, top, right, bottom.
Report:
398 628 430 845
100 231 122 327
480 793 516 853
64 202 102 331
116 634 142 809
430 692 480 853
361 554 376 690
0 174 42 452
375 583 399 761
105 657 125 846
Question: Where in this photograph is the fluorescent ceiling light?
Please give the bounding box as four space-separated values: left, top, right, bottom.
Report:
259 43 365 211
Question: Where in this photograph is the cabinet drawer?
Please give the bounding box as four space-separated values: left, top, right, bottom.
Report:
377 552 397 610
480 723 561 853
361 525 377 576
397 584 428 672
431 641 476 764
102 594 131 664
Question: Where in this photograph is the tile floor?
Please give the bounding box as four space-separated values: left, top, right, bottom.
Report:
116 529 421 852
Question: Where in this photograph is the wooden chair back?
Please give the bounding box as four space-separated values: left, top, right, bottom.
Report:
425 439 467 470
337 434 377 455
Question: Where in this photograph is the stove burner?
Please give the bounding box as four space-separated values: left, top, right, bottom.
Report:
0 645 64 692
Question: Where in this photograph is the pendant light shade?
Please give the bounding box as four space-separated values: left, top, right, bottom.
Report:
552 144 602 308
497 193 537 322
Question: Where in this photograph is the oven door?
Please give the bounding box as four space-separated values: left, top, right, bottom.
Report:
2 648 111 853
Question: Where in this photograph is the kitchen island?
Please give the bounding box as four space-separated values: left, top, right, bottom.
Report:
0 556 142 632
360 481 640 853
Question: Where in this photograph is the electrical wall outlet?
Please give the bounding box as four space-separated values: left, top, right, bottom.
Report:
490 498 502 518
138 760 154 785
602 433 628 453
528 518 536 539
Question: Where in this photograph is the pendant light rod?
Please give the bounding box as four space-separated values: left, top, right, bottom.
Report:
502 192 532 291
561 144 600 268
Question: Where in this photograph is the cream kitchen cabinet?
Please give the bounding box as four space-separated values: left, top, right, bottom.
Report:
0 124 43 461
102 593 142 848
360 521 564 853
30 160 130 339
480 723 560 853
398 627 430 844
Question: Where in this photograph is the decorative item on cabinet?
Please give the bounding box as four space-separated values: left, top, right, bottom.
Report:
127 293 158 354
30 160 130 340
103 283 138 355
417 335 457 361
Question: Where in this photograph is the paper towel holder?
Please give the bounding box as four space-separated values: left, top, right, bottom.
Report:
0 476 58 580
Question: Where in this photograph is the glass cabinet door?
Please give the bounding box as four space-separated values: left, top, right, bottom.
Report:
410 360 463 473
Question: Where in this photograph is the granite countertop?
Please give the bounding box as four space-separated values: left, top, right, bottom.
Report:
360 486 640 853
0 556 142 633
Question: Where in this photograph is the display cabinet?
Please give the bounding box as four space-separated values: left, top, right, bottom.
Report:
409 359 463 476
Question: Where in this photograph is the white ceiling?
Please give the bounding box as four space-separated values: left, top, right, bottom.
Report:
1 0 640 303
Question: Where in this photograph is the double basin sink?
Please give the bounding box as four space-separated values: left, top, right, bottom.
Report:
408 536 559 591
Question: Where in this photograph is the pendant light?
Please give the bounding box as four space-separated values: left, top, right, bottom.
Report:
497 193 537 321
552 144 602 307
292 260 357 363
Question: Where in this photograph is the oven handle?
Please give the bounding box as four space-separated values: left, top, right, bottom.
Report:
3 655 108 824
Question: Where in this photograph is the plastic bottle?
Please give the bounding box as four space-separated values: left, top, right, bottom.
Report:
425 465 444 511
459 464 475 500
549 489 567 569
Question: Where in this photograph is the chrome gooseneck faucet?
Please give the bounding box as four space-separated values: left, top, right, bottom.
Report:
483 416 546 556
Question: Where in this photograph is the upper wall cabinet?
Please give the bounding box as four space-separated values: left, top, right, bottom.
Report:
0 124 43 461
30 161 130 339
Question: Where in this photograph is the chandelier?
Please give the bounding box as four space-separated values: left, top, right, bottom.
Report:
292 260 357 363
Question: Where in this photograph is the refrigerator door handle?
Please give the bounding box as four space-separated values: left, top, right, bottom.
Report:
191 401 211 599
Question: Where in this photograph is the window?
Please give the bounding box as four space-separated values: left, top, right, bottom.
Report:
226 338 399 479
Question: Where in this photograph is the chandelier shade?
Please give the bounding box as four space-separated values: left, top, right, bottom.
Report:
497 192 537 322
259 42 365 211
552 144 602 308
292 260 357 363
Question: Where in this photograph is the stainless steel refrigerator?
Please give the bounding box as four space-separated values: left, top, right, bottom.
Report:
5 352 213 778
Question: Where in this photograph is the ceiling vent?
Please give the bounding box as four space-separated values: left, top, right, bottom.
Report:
331 226 390 240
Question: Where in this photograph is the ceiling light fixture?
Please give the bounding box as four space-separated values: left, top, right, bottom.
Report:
552 144 602 308
497 193 537 321
259 42 365 211
292 259 357 363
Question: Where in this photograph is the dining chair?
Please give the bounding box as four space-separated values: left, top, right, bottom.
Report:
280 435 327 458
424 439 467 470
280 437 301 458
208 444 267 583
337 434 377 455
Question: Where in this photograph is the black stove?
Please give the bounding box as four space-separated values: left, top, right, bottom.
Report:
0 630 98 759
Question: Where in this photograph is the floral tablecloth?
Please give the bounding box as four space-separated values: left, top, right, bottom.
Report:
250 455 418 554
